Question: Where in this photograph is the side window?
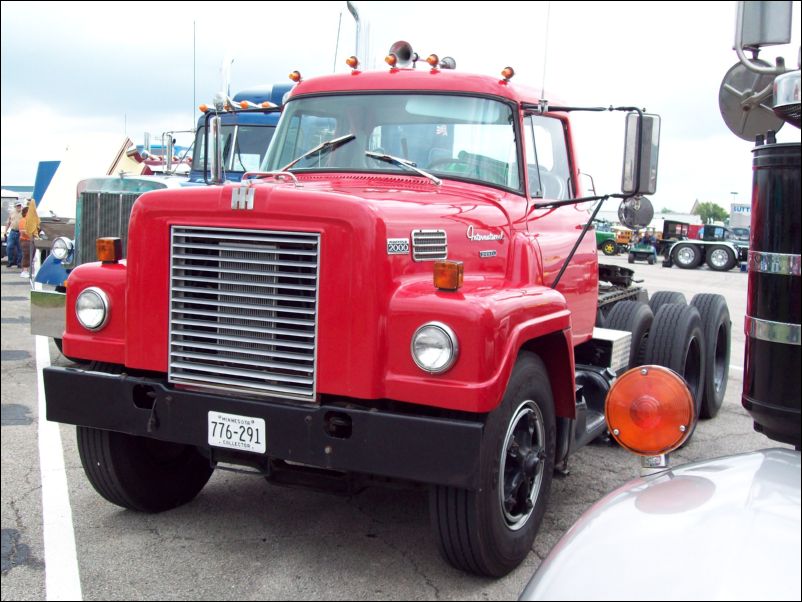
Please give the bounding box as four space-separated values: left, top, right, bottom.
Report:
524 115 571 200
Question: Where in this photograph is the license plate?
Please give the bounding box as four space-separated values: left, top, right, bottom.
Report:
208 411 266 454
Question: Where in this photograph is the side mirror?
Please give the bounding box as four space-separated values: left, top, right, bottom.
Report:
209 115 224 184
736 1 792 52
621 113 660 196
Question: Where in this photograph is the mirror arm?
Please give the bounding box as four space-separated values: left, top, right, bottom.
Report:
550 195 612 289
533 192 636 210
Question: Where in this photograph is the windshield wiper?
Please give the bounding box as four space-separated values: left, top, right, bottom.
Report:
281 134 356 171
365 151 441 186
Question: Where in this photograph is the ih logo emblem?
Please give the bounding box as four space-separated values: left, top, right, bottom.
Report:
232 186 255 210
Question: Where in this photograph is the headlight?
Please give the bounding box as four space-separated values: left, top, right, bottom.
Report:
75 287 110 331
411 322 458 374
51 237 74 261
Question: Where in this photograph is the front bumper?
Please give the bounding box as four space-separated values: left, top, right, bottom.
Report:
44 366 484 489
31 289 66 338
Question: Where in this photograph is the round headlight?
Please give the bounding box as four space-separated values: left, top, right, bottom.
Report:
411 322 458 374
75 287 110 331
51 237 74 261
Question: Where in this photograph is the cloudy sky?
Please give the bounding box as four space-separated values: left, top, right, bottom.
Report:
2 0 800 212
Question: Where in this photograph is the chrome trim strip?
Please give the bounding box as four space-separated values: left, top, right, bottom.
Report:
745 315 801 345
748 251 801 276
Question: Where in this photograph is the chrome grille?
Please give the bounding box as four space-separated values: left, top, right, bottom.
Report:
76 191 139 265
411 229 447 261
169 226 320 401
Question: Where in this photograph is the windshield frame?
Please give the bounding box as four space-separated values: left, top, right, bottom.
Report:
262 91 525 195
191 123 277 175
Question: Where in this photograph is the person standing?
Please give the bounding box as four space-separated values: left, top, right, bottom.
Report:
5 201 23 268
19 207 31 278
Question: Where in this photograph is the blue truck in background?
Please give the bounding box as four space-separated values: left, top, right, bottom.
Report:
31 83 292 348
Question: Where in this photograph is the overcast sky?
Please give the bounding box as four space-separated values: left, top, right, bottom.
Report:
2 0 800 212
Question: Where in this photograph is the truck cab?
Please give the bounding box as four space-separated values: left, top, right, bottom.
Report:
45 45 720 579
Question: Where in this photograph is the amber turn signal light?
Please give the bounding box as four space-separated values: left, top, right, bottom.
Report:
346 55 360 69
501 66 515 81
289 70 302 83
605 365 695 456
434 260 463 291
385 54 398 68
96 237 122 263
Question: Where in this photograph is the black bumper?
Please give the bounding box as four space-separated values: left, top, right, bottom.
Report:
44 367 484 489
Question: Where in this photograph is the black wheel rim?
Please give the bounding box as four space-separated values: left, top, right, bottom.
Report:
499 401 545 530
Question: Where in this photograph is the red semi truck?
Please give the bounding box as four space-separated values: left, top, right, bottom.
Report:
43 45 728 577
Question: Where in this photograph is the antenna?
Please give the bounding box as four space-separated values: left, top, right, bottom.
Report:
193 20 196 130
333 10 343 73
540 1 551 99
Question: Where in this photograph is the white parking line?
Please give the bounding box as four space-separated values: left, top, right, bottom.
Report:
36 335 83 601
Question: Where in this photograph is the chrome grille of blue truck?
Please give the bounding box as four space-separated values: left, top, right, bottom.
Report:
75 191 140 265
169 226 320 401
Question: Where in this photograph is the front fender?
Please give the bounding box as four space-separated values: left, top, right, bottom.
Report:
383 277 571 413
34 252 71 286
62 261 127 364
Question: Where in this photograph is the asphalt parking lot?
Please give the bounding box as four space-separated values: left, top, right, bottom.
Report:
1 252 792 601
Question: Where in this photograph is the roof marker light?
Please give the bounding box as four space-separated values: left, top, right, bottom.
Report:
385 54 398 68
346 55 360 69
501 66 515 83
426 54 440 68
289 70 302 83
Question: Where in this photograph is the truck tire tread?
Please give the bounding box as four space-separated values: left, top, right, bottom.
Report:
690 293 731 419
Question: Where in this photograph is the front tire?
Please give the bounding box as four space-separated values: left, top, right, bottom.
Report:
77 427 213 513
430 352 555 577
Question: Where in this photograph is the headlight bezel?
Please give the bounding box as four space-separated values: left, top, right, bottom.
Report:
75 286 110 331
51 237 74 261
410 321 459 374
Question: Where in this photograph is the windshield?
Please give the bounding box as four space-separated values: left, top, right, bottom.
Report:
262 94 521 191
192 124 276 174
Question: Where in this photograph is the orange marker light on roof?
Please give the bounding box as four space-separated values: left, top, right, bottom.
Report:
385 54 398 68
289 70 302 83
426 54 440 67
433 260 464 291
346 55 360 69
199 104 209 113
605 365 695 456
239 101 249 109
501 66 515 82
96 237 122 263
